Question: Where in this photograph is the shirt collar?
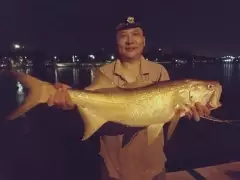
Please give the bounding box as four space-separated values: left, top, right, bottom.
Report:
113 56 150 76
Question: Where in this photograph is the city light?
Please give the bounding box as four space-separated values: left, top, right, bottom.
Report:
221 56 234 62
72 55 75 62
12 43 24 50
72 55 79 62
13 44 21 49
89 54 95 59
110 55 114 60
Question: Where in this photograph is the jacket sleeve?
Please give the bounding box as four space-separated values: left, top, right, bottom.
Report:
158 65 170 81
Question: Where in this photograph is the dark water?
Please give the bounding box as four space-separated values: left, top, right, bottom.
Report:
0 62 240 180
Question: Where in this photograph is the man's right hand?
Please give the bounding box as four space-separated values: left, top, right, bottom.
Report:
47 82 76 110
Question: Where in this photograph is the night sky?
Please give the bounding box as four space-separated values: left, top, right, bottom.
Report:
1 0 240 56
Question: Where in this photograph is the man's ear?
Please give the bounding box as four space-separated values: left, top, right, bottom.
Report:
143 36 146 47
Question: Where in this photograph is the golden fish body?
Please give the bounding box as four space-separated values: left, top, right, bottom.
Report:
7 70 222 145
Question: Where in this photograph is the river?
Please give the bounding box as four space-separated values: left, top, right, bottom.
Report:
0 62 240 180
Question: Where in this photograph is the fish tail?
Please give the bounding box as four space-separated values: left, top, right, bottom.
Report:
76 106 107 140
7 71 55 120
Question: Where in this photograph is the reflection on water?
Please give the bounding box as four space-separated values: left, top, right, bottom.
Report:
17 82 24 94
73 68 80 87
238 64 240 80
16 82 25 105
223 63 233 85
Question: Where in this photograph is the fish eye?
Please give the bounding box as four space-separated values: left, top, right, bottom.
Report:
208 84 214 89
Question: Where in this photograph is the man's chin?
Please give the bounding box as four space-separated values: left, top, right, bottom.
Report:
122 53 139 60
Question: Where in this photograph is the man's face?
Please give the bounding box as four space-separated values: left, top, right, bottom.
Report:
116 27 145 60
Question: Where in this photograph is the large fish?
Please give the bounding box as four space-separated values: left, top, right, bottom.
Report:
7 70 222 145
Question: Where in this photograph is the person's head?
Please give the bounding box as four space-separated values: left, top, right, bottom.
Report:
116 16 145 61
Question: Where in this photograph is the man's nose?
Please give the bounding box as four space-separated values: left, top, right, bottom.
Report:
126 35 133 44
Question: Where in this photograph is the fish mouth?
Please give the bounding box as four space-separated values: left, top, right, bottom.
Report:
207 84 222 110
206 102 222 110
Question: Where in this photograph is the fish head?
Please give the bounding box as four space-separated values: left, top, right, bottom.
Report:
188 80 222 110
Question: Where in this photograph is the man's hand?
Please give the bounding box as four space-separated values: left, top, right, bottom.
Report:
185 102 211 122
47 82 75 110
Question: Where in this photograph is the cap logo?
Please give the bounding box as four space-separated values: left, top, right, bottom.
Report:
127 17 135 24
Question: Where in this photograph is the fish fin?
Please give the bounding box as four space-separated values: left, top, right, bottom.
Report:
77 106 107 140
167 107 185 140
147 124 164 145
7 72 55 120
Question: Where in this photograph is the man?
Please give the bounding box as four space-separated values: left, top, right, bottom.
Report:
48 16 210 180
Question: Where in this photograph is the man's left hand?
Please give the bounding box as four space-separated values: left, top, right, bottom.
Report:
185 102 211 122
